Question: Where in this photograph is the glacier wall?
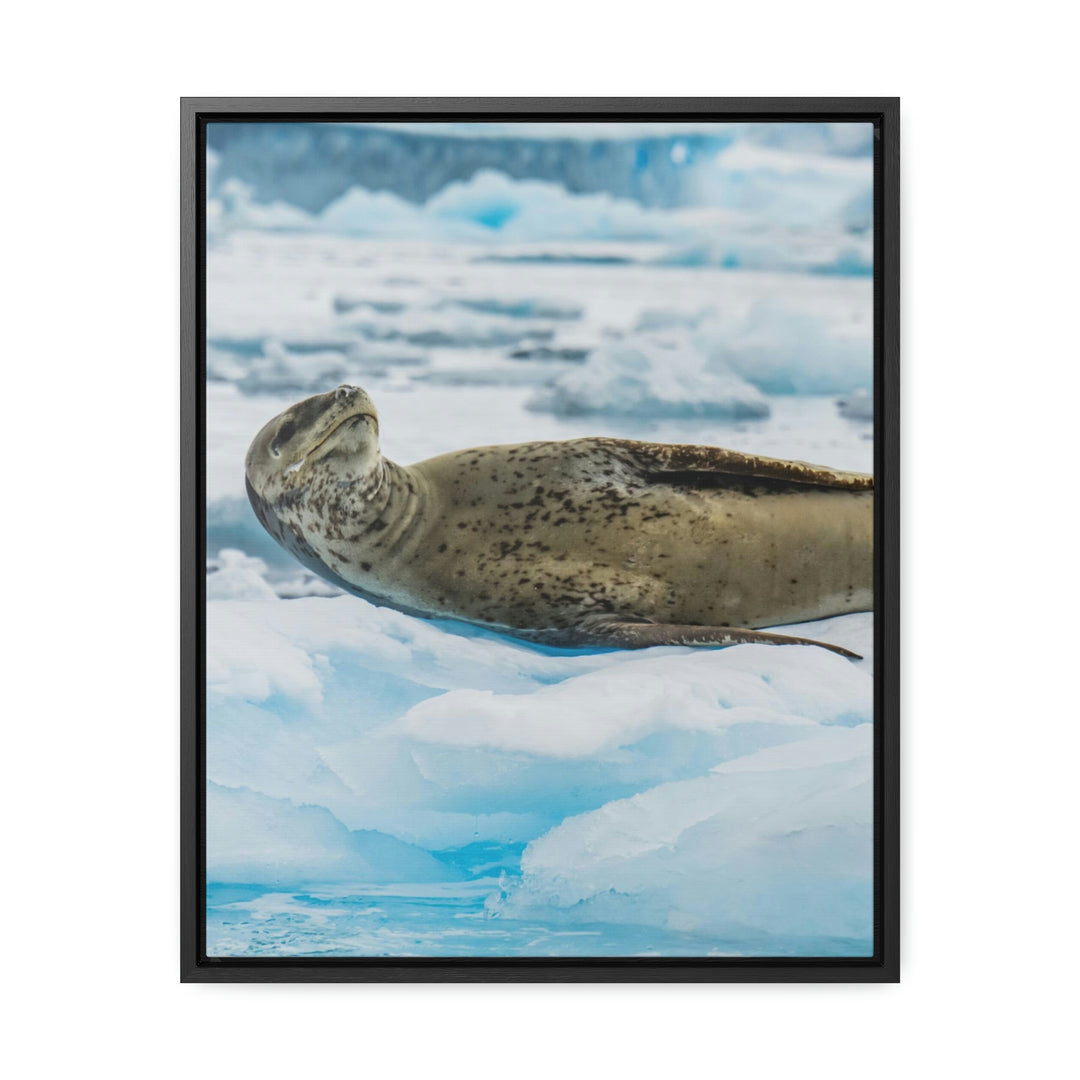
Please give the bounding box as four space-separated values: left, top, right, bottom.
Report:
208 120 870 212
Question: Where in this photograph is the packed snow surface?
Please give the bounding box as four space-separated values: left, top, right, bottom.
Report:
205 139 875 957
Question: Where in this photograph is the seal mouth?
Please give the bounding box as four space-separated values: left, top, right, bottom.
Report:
300 410 378 461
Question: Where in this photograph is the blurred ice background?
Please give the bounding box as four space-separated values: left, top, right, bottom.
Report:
205 121 875 958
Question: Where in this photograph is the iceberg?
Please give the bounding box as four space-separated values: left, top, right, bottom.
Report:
207 178 314 239
206 121 871 214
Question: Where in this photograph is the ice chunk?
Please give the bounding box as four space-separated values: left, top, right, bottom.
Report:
494 724 872 946
413 365 571 388
319 187 440 237
425 171 675 242
272 573 343 599
318 171 680 245
656 231 872 276
206 549 278 602
446 296 584 320
527 338 770 419
345 306 554 349
837 388 874 421
508 345 590 363
696 299 872 395
208 178 315 238
332 295 409 316
207 783 458 885
839 188 874 233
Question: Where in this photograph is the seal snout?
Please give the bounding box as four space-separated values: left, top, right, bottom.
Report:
329 385 378 431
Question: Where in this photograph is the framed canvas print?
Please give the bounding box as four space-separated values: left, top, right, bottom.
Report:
181 97 899 982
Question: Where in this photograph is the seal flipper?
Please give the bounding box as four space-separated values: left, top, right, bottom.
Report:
584 437 873 491
578 618 862 660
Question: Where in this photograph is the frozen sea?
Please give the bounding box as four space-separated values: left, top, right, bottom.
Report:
205 223 875 958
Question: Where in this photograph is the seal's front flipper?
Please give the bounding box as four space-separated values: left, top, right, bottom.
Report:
582 619 862 659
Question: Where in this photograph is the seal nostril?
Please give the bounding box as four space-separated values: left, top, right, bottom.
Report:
335 385 355 401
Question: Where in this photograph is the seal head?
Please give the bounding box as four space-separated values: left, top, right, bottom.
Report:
246 384 380 499
244 385 393 596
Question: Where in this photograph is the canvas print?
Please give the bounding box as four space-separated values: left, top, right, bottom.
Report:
205 120 875 958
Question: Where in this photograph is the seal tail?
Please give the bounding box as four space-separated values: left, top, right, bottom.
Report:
580 620 862 660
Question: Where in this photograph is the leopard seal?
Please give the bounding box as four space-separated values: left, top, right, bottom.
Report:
245 385 873 657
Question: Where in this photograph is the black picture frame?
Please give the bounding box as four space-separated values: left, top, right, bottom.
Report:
181 97 899 983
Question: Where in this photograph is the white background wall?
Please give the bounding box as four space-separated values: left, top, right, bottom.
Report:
4 2 1075 1075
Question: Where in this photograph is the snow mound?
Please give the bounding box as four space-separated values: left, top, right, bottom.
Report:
391 643 869 759
527 339 770 419
207 783 458 885
206 592 634 707
493 724 872 947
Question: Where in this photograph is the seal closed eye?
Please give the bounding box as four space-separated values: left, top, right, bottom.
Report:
245 385 873 658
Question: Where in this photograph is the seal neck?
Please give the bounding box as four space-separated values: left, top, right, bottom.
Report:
334 455 428 550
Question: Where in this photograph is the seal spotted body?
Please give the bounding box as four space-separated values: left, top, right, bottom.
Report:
245 385 873 657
